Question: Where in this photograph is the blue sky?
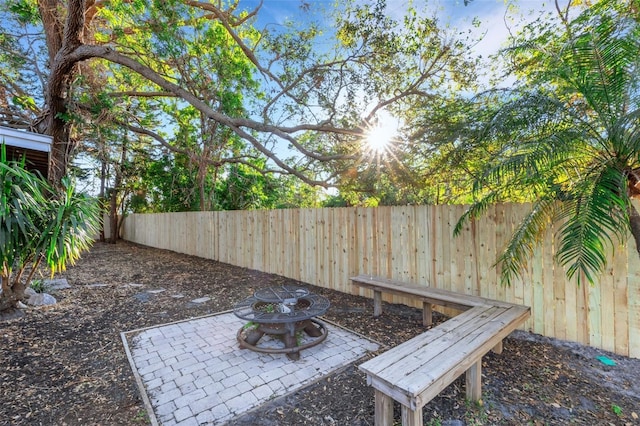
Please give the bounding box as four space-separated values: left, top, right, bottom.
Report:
433 0 556 57
240 0 556 58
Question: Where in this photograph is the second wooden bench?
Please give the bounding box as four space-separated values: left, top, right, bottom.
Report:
351 274 512 326
351 275 530 426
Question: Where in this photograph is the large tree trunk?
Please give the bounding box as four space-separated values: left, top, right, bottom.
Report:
98 159 107 242
627 171 640 256
629 203 640 256
46 116 74 186
108 187 118 243
198 161 207 211
38 0 86 186
0 276 25 311
108 137 127 243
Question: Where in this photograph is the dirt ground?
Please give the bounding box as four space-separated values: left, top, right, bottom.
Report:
1 241 639 425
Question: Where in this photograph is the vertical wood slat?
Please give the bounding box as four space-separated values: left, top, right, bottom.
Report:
391 207 410 307
462 206 476 297
415 205 430 287
433 205 444 290
354 207 374 299
542 224 556 339
322 208 333 290
563 269 578 343
530 243 544 335
627 235 640 359
613 247 629 356
482 204 497 301
300 209 319 282
377 207 392 298
576 273 589 347
440 204 452 290
588 276 603 351
494 204 506 304
120 203 640 359
347 208 358 292
450 205 463 297
332 209 344 294
553 249 567 342
600 258 617 353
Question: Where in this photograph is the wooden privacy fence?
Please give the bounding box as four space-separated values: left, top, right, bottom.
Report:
118 204 640 359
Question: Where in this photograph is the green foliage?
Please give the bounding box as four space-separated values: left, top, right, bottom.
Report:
456 0 640 285
242 321 259 330
29 279 46 293
130 153 323 213
11 95 37 111
1 0 482 211
611 404 623 416
6 0 40 25
131 409 148 424
0 144 101 309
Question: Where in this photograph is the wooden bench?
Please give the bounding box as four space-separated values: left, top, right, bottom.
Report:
351 274 514 327
352 275 530 426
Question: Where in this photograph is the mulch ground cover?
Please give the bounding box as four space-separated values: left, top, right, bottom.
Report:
1 241 638 425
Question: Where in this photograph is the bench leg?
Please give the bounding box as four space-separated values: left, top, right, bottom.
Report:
401 404 423 426
465 358 482 402
422 302 433 327
373 290 383 317
492 340 503 354
374 390 393 426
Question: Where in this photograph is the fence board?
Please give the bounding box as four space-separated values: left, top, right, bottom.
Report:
543 226 555 339
450 205 463 296
627 238 640 358
553 255 567 342
320 208 332 289
601 260 616 353
415 206 429 285
588 280 603 350
531 245 544 334
494 205 507 304
564 264 578 344
433 205 444 289
613 246 629 356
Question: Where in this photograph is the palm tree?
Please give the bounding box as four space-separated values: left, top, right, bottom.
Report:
0 145 100 311
455 0 640 285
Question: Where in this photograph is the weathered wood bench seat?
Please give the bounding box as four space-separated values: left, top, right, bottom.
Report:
352 275 530 426
351 274 513 326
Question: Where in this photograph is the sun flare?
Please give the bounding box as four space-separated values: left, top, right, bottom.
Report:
364 111 399 154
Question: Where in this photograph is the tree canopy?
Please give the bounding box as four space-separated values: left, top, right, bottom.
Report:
0 0 479 205
455 0 640 284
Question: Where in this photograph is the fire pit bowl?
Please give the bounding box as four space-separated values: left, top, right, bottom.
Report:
233 286 330 360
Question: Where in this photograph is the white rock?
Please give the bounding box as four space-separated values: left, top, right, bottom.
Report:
27 293 57 306
16 301 28 309
87 283 108 288
24 287 37 297
44 278 71 290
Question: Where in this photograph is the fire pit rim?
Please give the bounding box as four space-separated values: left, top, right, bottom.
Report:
233 291 330 324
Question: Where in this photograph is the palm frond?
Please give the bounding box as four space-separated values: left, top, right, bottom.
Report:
42 177 100 274
497 197 558 286
556 164 629 284
559 7 640 126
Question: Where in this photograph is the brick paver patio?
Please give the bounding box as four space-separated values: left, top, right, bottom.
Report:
122 312 380 425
